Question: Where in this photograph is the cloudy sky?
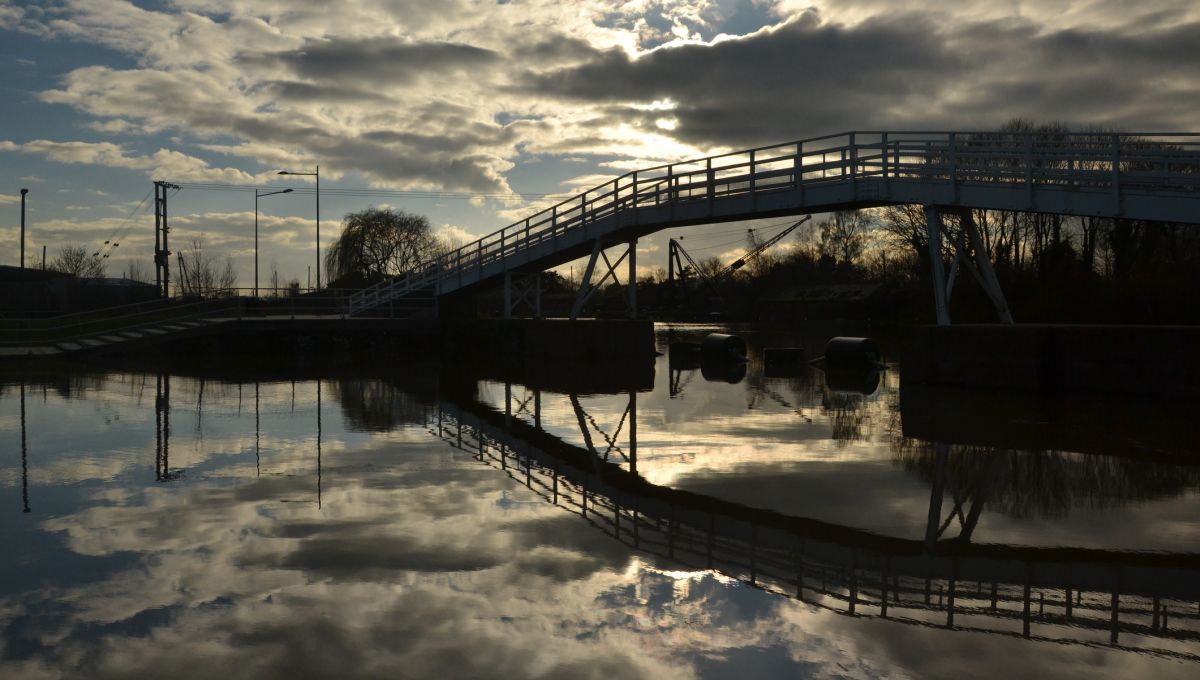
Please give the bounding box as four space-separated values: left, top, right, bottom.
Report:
2 0 1198 285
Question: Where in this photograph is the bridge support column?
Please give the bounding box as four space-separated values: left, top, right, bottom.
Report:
571 239 638 320
960 211 1014 324
925 207 952 325
504 272 542 320
925 206 1014 325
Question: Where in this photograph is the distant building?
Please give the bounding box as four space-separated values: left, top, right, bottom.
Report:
0 265 158 317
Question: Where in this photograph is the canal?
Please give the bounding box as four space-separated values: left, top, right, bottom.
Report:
2 323 1199 678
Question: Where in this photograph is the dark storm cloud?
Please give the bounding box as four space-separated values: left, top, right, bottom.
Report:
260 36 501 85
523 13 961 145
259 79 393 104
522 13 1200 147
513 34 603 66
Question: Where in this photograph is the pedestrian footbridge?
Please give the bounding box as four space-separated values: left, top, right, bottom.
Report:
350 130 1200 323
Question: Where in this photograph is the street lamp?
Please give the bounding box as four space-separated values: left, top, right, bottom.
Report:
255 188 292 296
277 166 319 289
19 188 28 269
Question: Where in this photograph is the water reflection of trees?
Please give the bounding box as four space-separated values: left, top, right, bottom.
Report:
329 380 430 432
893 441 1200 519
0 373 109 401
823 390 868 443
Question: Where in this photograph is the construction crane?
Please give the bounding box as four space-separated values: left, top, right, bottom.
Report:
728 215 811 274
667 215 811 304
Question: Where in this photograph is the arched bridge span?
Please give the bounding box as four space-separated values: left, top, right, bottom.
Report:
351 130 1200 321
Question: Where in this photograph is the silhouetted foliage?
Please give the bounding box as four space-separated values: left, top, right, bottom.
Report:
325 207 440 288
49 246 106 278
177 239 237 296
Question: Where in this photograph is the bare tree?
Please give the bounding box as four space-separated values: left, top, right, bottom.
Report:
177 239 238 296
268 265 281 297
49 246 106 278
694 256 726 281
126 259 151 283
324 207 441 287
818 210 871 267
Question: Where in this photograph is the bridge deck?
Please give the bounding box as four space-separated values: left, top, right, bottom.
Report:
352 130 1200 312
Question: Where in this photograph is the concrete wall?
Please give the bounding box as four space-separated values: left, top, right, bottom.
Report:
901 324 1200 398
440 319 656 361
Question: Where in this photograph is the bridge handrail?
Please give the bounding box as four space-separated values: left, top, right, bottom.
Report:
350 130 1200 312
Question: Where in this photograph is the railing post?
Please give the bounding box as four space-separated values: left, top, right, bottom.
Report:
632 170 639 223
706 157 714 218
524 217 532 264
881 133 889 197
794 141 805 204
1025 132 1034 208
667 165 675 220
749 149 757 211
949 132 958 203
878 133 888 178
849 132 857 180
1111 133 1122 215
612 178 620 223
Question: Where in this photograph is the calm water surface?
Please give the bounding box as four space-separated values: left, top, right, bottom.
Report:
2 324 1199 679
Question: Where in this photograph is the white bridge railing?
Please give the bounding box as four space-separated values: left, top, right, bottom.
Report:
350 130 1200 313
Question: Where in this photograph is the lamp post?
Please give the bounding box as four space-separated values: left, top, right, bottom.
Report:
255 188 293 296
20 188 28 269
277 166 319 289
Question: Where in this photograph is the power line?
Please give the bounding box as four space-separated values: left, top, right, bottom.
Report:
172 182 556 200
674 217 809 243
92 189 155 261
683 219 802 253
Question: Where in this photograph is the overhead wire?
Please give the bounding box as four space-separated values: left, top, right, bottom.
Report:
172 181 555 200
92 189 155 261
681 219 803 254
673 217 812 244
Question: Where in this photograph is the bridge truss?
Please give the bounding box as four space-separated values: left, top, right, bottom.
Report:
351 130 1200 322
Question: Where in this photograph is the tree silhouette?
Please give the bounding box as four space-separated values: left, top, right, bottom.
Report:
324 207 440 288
49 246 106 278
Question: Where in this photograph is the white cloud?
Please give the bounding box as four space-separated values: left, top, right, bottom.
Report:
0 139 259 182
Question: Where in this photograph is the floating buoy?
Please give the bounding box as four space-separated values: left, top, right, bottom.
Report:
701 333 747 363
824 367 882 395
702 360 747 384
823 337 882 367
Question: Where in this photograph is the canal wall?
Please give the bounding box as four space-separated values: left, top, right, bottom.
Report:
4 317 658 366
901 324 1200 398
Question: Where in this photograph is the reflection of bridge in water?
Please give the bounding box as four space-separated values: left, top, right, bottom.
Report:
11 367 1199 659
428 384 1200 662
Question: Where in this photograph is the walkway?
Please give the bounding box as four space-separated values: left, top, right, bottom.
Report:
351 130 1200 317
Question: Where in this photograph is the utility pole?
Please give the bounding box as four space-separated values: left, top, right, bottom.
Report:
277 166 320 288
154 181 180 297
19 188 28 269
